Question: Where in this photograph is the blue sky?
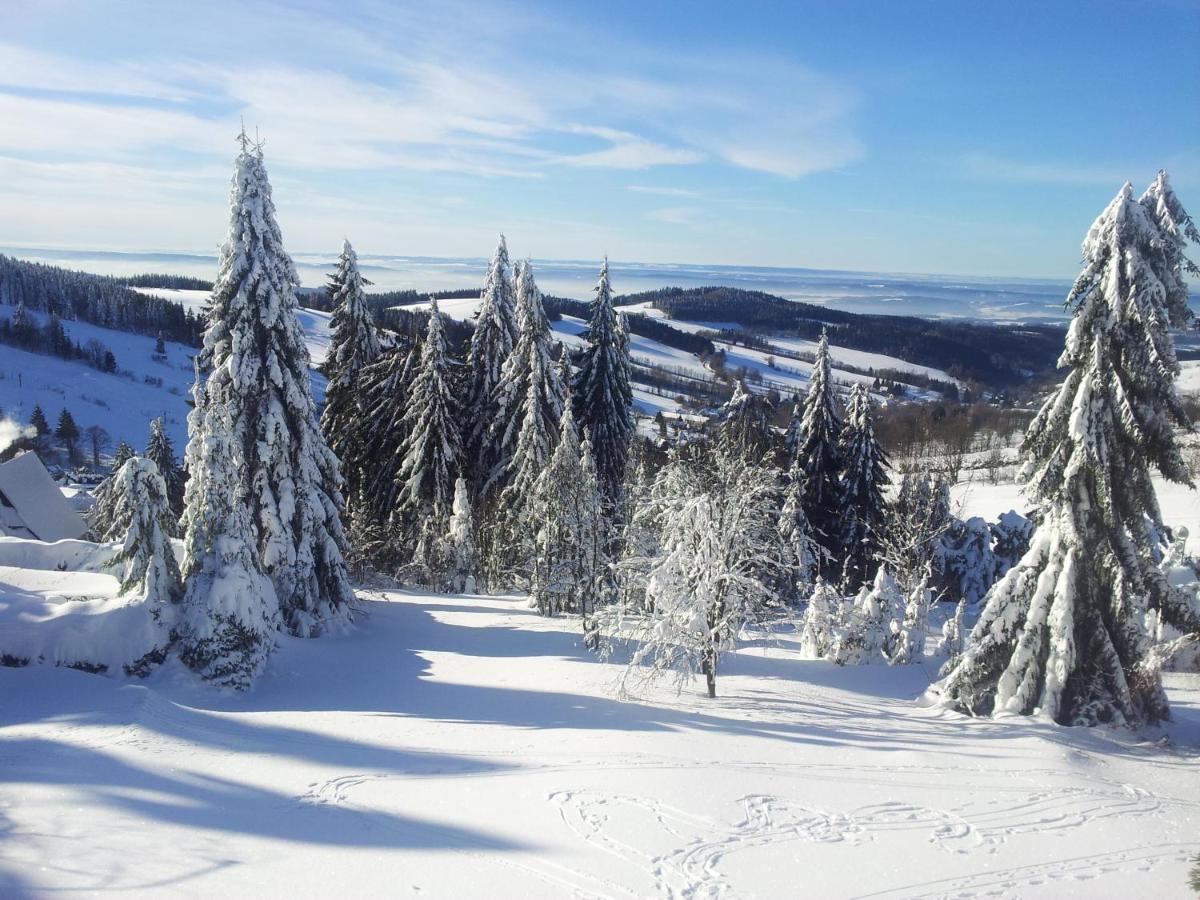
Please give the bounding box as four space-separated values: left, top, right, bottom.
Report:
1 0 1197 277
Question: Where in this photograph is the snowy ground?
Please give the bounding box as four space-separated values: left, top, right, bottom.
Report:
0 302 329 454
1 584 1198 898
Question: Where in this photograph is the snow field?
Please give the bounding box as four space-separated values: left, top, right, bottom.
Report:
1 588 1196 897
0 301 329 455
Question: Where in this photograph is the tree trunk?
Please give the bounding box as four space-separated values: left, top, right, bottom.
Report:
702 645 717 698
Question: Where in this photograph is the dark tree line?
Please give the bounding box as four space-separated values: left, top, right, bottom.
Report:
0 255 204 345
0 305 118 373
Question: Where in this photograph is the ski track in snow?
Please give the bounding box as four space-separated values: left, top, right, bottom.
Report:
290 756 1197 899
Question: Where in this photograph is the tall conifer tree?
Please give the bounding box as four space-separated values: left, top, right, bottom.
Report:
187 132 354 637
320 239 381 500
464 236 518 495
838 384 890 588
935 179 1198 727
796 329 843 570
146 417 184 522
573 260 634 504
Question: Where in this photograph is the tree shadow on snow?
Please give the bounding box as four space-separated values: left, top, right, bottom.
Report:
0 730 525 888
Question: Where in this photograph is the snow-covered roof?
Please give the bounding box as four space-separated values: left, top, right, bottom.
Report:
0 452 88 542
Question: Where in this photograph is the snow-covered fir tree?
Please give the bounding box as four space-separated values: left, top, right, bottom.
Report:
941 516 999 605
189 133 354 637
613 442 663 614
837 384 890 588
145 417 184 522
111 439 135 471
393 299 462 539
939 595 967 662
354 340 420 530
573 260 634 505
464 236 518 497
882 471 952 594
444 477 477 594
483 262 568 583
485 260 566 497
178 378 279 690
935 179 1199 727
891 577 932 666
825 573 902 667
319 239 382 499
715 380 778 460
799 579 841 660
778 460 821 602
105 457 182 616
529 404 584 616
795 329 843 571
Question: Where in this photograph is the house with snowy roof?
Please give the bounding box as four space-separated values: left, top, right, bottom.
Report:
0 451 88 542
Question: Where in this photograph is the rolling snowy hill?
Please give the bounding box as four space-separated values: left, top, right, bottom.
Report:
0 304 329 454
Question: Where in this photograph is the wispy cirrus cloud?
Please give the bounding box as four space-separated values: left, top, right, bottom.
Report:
628 185 701 198
0 4 864 181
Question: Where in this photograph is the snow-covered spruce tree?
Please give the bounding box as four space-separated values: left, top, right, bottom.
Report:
490 358 562 582
178 379 279 690
192 134 354 636
990 510 1034 578
105 456 182 675
355 340 420 531
145 417 184 523
573 260 634 505
111 439 135 471
941 516 999 605
935 181 1198 726
96 456 182 600
529 403 585 616
821 566 922 667
778 460 821 602
799 578 842 660
614 438 786 698
393 299 462 571
838 383 890 589
882 471 953 595
891 577 933 666
463 236 518 497
319 239 382 502
444 477 477 593
939 595 967 662
485 261 566 495
714 380 779 460
796 329 843 572
484 263 568 580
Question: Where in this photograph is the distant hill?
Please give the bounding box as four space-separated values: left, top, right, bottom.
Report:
616 286 1066 387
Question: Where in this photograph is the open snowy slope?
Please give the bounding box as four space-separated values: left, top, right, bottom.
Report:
0 306 329 454
2 590 1197 898
621 300 962 385
133 288 334 367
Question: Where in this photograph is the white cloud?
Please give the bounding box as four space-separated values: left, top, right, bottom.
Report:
627 185 700 197
554 126 704 170
0 5 864 181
